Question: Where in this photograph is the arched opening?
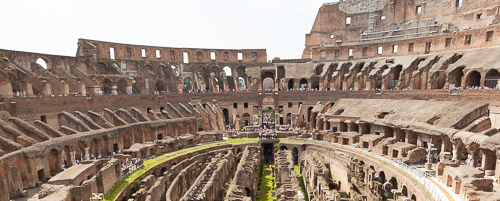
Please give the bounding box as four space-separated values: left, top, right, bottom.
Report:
378 171 386 184
242 113 251 126
263 78 274 90
48 149 60 174
389 177 398 190
117 79 128 94
156 79 166 92
449 67 464 87
402 185 408 197
411 194 417 201
238 77 246 90
431 72 447 89
485 69 500 88
237 148 243 154
75 141 86 163
36 58 48 69
62 145 73 168
183 77 193 91
307 107 313 122
262 71 275 90
292 147 299 165
465 71 481 87
280 146 288 150
223 66 232 76
288 79 294 90
170 65 178 76
222 108 229 125
300 79 308 89
101 79 113 95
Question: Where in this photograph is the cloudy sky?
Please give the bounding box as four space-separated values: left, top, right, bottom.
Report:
0 0 334 60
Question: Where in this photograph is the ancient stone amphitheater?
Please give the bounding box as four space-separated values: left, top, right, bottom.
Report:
1 0 500 201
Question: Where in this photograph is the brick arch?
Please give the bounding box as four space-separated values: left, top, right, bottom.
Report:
464 70 482 87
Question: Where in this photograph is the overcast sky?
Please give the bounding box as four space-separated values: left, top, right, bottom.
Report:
0 0 335 60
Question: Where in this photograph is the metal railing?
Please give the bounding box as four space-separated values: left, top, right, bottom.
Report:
301 139 448 201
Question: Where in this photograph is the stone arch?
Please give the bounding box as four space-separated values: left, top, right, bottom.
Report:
62 145 73 168
237 77 246 90
279 146 288 150
262 71 275 90
465 70 481 87
402 185 408 197
183 77 193 91
117 79 128 94
411 194 417 201
101 79 113 95
48 149 60 175
299 78 308 89
222 108 229 125
430 71 447 89
36 58 49 69
242 113 251 126
485 69 500 88
223 66 232 76
448 66 465 87
389 177 398 190
288 79 294 90
75 141 86 162
378 171 386 184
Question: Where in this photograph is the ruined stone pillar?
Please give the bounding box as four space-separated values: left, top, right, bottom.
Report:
480 77 486 87
79 82 86 95
26 82 34 97
275 113 280 125
365 81 372 90
84 148 90 161
0 81 13 97
481 149 496 171
71 151 76 166
42 82 52 96
145 78 150 94
63 82 70 94
342 81 348 90
354 81 359 90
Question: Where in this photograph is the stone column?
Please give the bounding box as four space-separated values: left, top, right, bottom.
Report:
71 151 76 166
144 78 150 94
84 148 90 161
26 82 34 97
42 81 51 96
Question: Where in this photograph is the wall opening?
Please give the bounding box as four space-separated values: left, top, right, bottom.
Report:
36 58 48 69
183 52 189 63
109 47 115 59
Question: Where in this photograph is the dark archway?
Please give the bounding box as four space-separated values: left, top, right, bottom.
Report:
485 69 500 88
262 71 275 90
292 147 299 165
222 108 229 125
288 79 294 90
242 113 250 126
117 79 128 94
300 79 308 89
449 67 464 88
101 79 113 95
465 71 481 87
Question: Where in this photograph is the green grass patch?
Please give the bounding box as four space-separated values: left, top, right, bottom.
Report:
257 162 275 201
226 138 259 144
295 165 309 201
104 141 228 200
